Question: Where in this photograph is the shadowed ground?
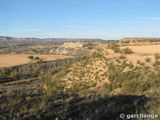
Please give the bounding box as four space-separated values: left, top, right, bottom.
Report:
0 88 152 120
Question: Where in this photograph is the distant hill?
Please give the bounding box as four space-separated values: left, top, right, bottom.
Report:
0 36 104 44
120 37 160 43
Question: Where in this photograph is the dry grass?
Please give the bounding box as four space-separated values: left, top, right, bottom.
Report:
120 45 160 65
121 45 160 54
1 78 38 85
0 54 73 67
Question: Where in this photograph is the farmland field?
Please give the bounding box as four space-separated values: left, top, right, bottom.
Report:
121 44 160 54
0 54 73 67
120 44 160 64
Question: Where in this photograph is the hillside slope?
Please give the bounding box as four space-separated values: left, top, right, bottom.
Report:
0 36 103 44
41 43 160 117
43 44 160 96
120 37 160 44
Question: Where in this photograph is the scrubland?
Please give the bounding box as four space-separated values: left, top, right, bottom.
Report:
0 40 160 120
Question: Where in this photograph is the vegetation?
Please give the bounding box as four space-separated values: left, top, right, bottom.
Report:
0 58 77 83
35 56 40 60
155 54 160 60
121 48 133 54
145 57 151 63
28 56 34 59
108 43 121 53
121 40 130 43
0 41 160 119
1 50 159 119
0 88 152 120
119 55 126 59
108 43 133 54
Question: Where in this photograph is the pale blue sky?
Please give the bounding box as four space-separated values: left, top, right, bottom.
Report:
0 0 160 39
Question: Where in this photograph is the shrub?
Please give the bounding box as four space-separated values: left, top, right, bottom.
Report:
155 54 160 60
133 40 136 42
28 56 34 59
91 51 104 58
104 83 112 94
91 83 97 87
137 60 141 64
108 43 121 53
154 60 160 66
139 81 151 92
123 80 139 93
128 63 134 69
136 61 145 66
119 55 126 59
122 48 133 54
83 42 95 48
41 71 67 96
35 56 40 60
123 41 130 43
145 57 151 63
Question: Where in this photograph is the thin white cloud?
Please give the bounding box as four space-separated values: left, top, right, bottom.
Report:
62 25 96 29
9 28 39 32
137 17 160 20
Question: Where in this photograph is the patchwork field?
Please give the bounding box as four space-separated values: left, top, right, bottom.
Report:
0 54 73 67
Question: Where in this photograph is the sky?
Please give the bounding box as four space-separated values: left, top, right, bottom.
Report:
0 0 160 40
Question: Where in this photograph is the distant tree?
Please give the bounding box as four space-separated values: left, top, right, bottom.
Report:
28 56 34 59
35 56 40 60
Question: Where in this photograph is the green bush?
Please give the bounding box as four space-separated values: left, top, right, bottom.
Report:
123 41 130 43
91 51 104 58
108 43 121 53
119 55 126 59
121 48 133 54
137 60 145 66
35 56 40 60
28 56 34 59
145 57 151 63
